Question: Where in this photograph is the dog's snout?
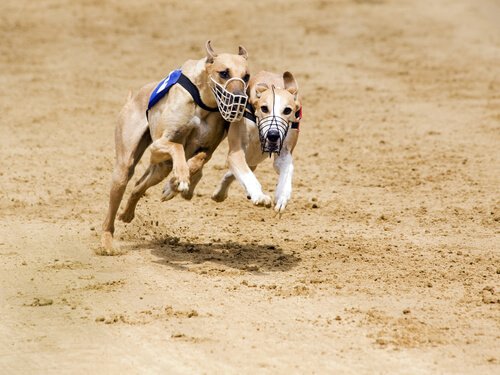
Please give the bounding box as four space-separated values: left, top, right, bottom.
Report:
225 79 246 94
267 130 280 143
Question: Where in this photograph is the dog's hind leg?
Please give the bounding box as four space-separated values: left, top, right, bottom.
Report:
119 161 172 222
101 87 155 250
101 127 151 249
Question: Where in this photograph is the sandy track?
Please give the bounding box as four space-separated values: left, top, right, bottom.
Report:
0 0 499 373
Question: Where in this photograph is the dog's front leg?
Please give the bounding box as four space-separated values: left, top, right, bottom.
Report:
149 138 190 193
228 151 271 206
273 149 294 214
227 121 271 207
162 151 207 201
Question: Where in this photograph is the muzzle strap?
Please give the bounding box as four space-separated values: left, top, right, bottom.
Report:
244 102 302 130
291 106 302 129
177 74 218 112
243 101 257 123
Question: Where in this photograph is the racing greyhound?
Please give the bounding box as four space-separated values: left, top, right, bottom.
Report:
212 71 301 214
101 41 250 250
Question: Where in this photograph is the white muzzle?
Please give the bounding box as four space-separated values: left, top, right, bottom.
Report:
210 77 248 122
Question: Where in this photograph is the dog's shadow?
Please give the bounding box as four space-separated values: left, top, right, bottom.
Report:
131 234 300 273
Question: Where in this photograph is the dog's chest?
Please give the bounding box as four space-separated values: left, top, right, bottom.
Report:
188 110 221 136
245 123 267 165
188 114 203 128
185 111 226 153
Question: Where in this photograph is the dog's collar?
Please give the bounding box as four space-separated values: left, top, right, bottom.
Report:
243 103 302 129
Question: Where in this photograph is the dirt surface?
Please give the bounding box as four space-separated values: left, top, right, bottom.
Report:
1 0 499 373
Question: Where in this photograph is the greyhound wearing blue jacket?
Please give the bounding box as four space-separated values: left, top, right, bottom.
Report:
101 41 250 250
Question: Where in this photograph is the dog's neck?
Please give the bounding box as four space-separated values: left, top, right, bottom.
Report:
197 70 218 109
186 59 218 110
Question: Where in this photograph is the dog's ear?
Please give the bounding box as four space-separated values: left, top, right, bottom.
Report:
255 83 268 99
238 45 248 59
283 71 298 99
205 40 217 64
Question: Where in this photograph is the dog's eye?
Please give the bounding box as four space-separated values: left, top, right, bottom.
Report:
219 70 230 79
261 106 269 114
243 74 250 83
283 107 292 115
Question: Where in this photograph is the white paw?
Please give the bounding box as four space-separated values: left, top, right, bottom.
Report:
251 193 272 207
274 196 289 213
177 181 189 192
274 185 291 214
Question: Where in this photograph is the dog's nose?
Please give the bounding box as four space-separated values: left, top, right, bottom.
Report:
267 130 280 143
233 89 245 96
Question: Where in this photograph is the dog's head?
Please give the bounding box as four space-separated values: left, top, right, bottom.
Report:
252 72 300 154
205 40 250 122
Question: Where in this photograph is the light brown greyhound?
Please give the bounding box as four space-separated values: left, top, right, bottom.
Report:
101 41 250 250
212 71 301 214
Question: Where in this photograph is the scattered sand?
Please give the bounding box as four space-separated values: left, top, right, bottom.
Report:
1 0 499 373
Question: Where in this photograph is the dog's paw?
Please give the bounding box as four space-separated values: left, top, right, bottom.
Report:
172 166 190 193
180 189 194 200
274 183 292 214
251 193 272 208
161 188 177 202
161 180 178 202
169 175 190 194
101 232 114 250
211 188 228 203
118 210 135 223
274 196 289 214
177 181 189 192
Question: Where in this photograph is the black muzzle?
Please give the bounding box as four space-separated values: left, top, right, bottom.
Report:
257 115 289 155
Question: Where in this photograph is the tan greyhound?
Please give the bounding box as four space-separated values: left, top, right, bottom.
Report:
212 71 301 214
101 41 250 250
